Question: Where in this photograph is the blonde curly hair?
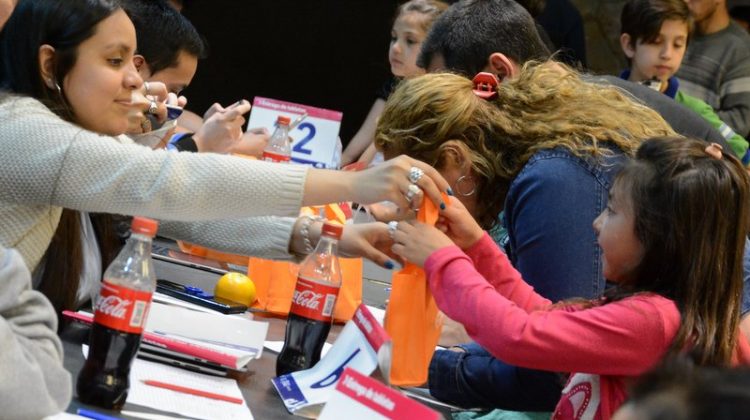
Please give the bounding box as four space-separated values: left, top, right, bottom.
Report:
375 62 676 228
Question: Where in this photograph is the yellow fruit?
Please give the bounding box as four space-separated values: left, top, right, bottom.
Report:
214 272 256 306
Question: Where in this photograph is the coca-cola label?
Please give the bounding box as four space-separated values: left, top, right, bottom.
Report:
290 277 340 322
262 151 291 163
93 280 153 334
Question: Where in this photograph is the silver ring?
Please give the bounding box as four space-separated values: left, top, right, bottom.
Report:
408 166 425 184
144 81 151 95
140 117 152 132
387 221 399 239
405 183 421 202
147 100 158 115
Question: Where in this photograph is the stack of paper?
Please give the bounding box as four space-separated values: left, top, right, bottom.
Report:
127 358 253 420
145 302 268 369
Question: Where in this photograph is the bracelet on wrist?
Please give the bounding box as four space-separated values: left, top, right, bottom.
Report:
299 215 324 254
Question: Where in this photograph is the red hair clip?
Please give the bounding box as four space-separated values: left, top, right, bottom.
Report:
472 72 499 100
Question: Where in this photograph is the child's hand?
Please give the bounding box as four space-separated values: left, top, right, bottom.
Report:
391 220 455 267
436 197 484 250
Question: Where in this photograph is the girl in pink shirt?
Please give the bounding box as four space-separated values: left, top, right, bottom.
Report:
390 136 750 419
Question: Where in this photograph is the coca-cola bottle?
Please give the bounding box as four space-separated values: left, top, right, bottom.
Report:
77 217 158 410
262 115 292 163
276 221 343 376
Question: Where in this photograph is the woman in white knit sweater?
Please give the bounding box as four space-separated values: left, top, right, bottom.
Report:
0 0 449 311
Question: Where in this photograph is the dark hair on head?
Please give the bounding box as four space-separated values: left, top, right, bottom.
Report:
417 0 550 76
121 0 206 75
0 0 124 316
608 136 750 366
0 0 121 119
620 0 693 47
624 356 750 419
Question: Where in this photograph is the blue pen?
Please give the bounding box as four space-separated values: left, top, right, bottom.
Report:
77 408 121 420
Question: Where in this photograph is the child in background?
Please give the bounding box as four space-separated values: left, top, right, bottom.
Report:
340 0 447 167
389 137 750 419
619 0 750 165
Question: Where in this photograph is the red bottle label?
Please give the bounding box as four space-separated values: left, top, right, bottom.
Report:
262 151 291 163
290 277 340 322
93 281 153 334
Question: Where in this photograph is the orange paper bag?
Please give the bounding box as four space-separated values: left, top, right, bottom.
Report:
248 256 362 323
384 195 446 386
248 202 362 323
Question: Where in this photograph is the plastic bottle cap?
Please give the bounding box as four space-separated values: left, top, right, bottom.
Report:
321 221 344 239
131 216 159 237
276 116 291 126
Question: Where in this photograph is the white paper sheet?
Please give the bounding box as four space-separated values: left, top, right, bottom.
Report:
145 302 268 361
126 358 253 420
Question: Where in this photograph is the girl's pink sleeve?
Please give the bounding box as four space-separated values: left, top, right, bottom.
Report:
434 233 550 312
423 234 680 376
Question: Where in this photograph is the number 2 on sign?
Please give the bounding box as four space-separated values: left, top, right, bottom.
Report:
292 122 316 155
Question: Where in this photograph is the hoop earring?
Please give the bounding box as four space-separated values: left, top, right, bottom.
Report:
455 175 476 197
46 78 63 96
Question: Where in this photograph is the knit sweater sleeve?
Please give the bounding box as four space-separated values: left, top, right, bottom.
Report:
0 247 71 419
424 235 680 376
159 216 298 261
0 97 307 220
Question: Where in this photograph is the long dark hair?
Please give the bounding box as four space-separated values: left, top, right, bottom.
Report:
0 0 123 314
607 137 750 366
0 0 120 117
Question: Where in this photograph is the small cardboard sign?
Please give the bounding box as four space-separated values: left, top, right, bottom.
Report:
319 368 441 420
272 305 391 418
247 96 342 169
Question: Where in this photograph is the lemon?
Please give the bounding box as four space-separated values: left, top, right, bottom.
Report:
214 272 256 306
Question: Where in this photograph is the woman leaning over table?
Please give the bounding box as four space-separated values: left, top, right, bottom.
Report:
0 0 448 313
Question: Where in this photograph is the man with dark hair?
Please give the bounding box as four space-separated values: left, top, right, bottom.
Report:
417 0 550 77
122 0 267 155
123 0 206 95
417 0 742 413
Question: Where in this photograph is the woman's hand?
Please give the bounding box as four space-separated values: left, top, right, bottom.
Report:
339 222 396 269
230 127 269 157
435 197 484 250
193 100 251 153
349 155 451 215
143 81 169 123
391 220 455 267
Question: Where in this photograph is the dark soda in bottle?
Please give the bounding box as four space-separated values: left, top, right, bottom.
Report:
76 217 158 410
276 221 343 376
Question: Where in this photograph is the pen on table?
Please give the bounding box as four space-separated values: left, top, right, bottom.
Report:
142 379 244 404
77 408 122 420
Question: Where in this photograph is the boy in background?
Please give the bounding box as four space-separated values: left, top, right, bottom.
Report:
619 0 750 165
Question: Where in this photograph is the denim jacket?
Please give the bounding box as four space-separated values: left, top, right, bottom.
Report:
503 147 626 301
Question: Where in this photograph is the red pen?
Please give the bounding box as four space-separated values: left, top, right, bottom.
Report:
142 379 244 404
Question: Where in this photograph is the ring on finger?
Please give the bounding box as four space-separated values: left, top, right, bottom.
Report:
408 166 425 184
147 100 158 115
140 117 152 132
387 221 399 239
144 81 151 95
404 183 422 202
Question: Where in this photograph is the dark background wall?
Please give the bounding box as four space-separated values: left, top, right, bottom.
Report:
181 0 400 144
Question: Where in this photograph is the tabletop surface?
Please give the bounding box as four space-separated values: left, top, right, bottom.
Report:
63 240 451 419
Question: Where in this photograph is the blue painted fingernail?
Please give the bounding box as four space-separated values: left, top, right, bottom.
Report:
440 202 446 210
384 260 395 270
447 187 454 196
